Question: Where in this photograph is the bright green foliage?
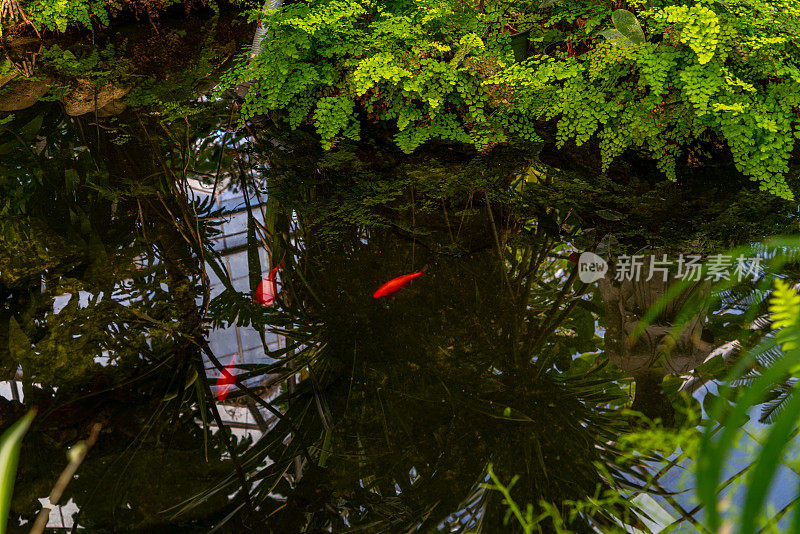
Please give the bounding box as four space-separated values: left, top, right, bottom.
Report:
698 264 800 533
227 0 800 199
313 95 358 148
0 412 34 534
652 5 720 64
0 0 195 34
24 0 110 32
770 278 800 351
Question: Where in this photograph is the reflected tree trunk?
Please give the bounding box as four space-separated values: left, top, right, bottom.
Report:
598 255 714 424
0 0 39 37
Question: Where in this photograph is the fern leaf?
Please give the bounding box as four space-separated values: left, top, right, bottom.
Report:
769 279 800 351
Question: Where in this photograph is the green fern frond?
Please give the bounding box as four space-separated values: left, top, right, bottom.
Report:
769 279 800 351
758 381 796 424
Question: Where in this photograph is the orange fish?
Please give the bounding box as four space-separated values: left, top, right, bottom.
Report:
373 268 425 299
216 354 237 402
255 260 284 306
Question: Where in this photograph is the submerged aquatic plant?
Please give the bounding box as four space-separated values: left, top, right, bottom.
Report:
181 142 693 532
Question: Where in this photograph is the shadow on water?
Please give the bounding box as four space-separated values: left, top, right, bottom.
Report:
1 21 799 533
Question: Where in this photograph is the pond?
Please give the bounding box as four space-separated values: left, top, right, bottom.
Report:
2 6 800 534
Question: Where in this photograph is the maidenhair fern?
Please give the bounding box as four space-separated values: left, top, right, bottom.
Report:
225 0 800 199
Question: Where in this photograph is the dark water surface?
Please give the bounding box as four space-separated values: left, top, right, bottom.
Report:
1 18 799 533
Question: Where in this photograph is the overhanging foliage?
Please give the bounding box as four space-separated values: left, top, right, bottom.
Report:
225 0 800 199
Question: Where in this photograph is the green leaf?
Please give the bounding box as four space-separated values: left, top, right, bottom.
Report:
264 194 286 266
595 209 624 221
696 353 727 380
612 9 645 45
0 142 15 156
18 114 43 144
697 337 790 530
64 169 80 192
319 428 332 468
701 391 731 423
0 411 36 534
7 317 33 365
739 385 800 533
246 205 262 295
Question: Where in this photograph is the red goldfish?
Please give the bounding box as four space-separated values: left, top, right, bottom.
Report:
255 260 284 306
216 354 237 402
567 252 581 263
373 268 425 299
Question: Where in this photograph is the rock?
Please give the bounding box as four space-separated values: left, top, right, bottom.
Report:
0 73 18 90
61 79 131 116
0 78 49 111
96 99 128 117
